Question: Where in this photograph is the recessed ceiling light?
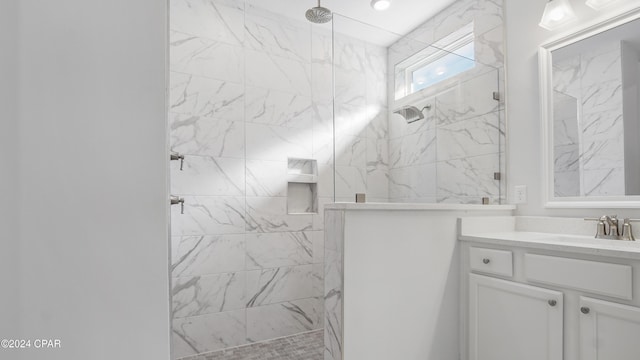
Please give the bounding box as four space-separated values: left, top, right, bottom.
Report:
371 0 391 11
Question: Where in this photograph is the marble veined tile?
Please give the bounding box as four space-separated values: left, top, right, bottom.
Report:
366 106 388 140
583 167 625 196
169 113 244 158
244 6 311 63
581 80 622 115
389 163 437 200
389 130 437 168
170 72 244 120
170 0 244 46
324 211 344 268
312 230 324 264
553 103 579 146
334 69 367 108
172 310 246 359
245 87 313 129
474 0 505 35
245 49 311 97
432 0 475 40
580 45 621 88
334 166 366 199
172 272 246 318
245 264 314 307
313 264 324 298
171 196 246 236
333 35 366 74
334 103 369 138
554 170 580 197
245 123 313 162
554 144 580 173
437 111 500 161
580 139 625 171
170 31 244 84
313 125 335 166
436 153 500 198
171 234 245 277
311 30 332 64
245 232 313 270
475 25 504 67
171 155 245 196
312 62 333 103
435 69 500 125
245 196 313 233
553 57 581 96
245 160 288 197
172 234 245 277
246 298 321 342
581 110 623 140
312 196 333 231
335 135 366 168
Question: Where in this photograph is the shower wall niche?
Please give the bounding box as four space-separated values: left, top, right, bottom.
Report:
287 158 318 214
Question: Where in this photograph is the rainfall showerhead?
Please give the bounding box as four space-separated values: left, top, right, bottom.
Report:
393 105 432 123
305 0 332 24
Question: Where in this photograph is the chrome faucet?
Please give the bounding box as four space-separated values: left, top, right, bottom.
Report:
585 215 638 241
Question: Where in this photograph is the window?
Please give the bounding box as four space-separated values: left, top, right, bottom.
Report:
395 22 475 99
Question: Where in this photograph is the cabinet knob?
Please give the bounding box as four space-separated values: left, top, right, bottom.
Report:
482 258 490 264
548 299 557 307
581 306 590 314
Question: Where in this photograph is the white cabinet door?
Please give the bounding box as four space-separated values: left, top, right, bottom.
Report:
469 274 564 360
579 296 640 360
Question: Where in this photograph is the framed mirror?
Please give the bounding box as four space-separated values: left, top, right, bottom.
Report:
539 7 640 208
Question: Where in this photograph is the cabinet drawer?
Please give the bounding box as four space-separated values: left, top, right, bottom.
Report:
469 247 513 277
524 254 633 300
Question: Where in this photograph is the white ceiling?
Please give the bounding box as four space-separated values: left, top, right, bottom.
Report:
245 0 458 45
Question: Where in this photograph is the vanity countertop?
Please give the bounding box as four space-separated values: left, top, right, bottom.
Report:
459 216 640 260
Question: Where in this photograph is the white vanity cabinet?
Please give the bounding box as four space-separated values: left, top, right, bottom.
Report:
461 242 640 360
579 297 640 360
469 274 563 360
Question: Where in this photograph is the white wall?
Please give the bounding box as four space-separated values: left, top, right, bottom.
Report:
13 0 171 359
0 0 20 345
505 0 640 217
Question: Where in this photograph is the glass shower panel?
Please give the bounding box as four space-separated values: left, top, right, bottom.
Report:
331 14 505 204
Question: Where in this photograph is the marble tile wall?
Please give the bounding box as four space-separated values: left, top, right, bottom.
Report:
169 0 388 358
332 33 390 203
386 0 506 205
552 42 625 196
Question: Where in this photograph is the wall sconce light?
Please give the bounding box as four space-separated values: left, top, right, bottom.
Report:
585 0 620 10
539 0 578 30
371 0 391 11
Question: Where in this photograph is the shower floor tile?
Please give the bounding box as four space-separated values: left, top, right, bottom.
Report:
179 329 323 360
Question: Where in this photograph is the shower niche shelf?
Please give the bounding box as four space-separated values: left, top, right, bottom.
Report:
287 158 318 215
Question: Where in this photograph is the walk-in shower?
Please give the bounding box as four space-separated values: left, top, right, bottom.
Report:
168 3 505 360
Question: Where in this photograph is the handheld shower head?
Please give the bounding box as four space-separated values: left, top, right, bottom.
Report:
393 105 432 123
305 0 332 24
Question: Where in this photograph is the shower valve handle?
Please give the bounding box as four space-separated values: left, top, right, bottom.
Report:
170 151 185 171
170 195 185 214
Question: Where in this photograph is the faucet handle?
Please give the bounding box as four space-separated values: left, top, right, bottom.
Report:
621 219 635 241
585 217 607 238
